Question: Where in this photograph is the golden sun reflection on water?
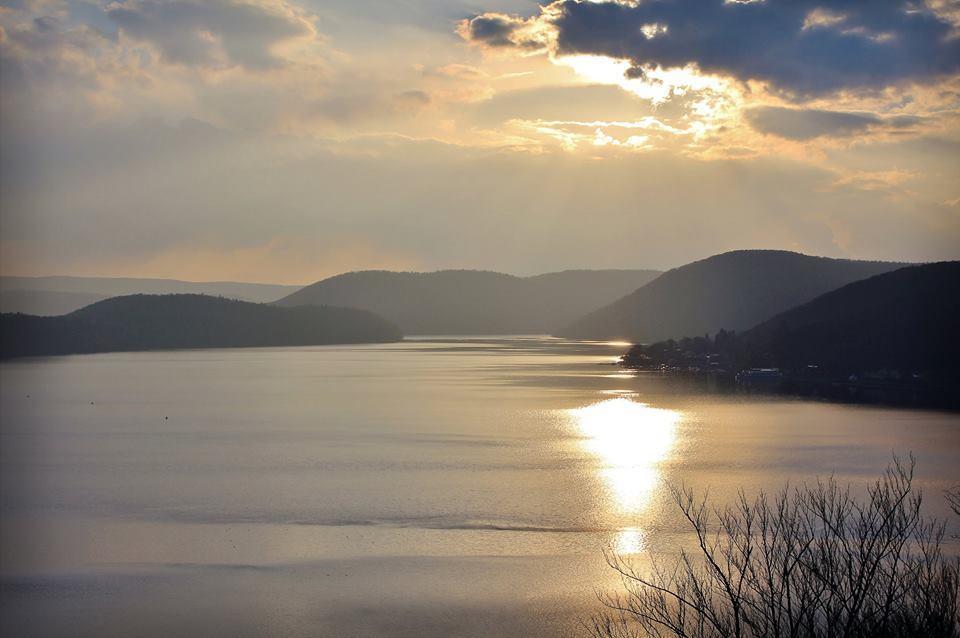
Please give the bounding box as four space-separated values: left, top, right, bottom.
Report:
615 527 646 555
568 398 680 553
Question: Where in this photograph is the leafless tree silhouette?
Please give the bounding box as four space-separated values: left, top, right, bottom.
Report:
591 457 959 638
947 487 960 519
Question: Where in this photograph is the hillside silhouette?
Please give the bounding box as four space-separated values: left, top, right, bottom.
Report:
562 250 908 342
1 294 401 359
620 262 960 406
274 269 661 334
739 261 959 375
0 275 301 315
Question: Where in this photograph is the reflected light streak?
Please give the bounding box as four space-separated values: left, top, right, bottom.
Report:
568 398 680 553
616 526 646 555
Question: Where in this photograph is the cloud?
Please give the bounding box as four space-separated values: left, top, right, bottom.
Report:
3 115 958 282
0 12 114 92
459 13 521 47
746 106 924 140
1 0 957 282
831 168 920 192
469 84 651 127
397 89 430 105
467 0 960 97
105 0 315 69
457 12 549 51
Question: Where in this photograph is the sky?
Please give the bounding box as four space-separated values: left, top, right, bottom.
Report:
1 0 958 284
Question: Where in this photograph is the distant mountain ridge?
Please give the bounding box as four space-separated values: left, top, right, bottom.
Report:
0 290 110 317
0 294 401 359
562 250 910 342
274 268 662 335
0 275 301 315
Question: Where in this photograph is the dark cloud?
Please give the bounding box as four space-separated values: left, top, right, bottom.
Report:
461 14 521 46
481 0 960 97
746 106 924 140
105 0 313 69
458 12 545 49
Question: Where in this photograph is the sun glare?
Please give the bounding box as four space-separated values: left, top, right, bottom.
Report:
555 54 731 106
568 398 680 552
558 54 634 87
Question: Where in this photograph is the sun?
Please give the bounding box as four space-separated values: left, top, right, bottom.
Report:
557 53 732 103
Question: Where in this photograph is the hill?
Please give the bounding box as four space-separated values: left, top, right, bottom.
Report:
0 294 401 359
561 250 908 342
739 261 959 375
274 269 662 335
0 276 301 315
620 262 959 406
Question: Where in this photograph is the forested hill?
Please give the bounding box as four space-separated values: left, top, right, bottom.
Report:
1 294 401 359
739 261 960 375
274 269 662 335
562 250 908 342
622 262 960 385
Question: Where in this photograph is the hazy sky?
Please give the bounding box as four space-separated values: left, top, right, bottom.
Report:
1 0 958 283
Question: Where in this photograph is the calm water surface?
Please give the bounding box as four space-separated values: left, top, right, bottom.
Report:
1 338 958 637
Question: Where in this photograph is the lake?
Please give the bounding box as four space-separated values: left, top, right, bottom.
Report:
1 337 958 637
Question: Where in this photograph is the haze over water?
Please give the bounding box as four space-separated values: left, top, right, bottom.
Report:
1 338 958 637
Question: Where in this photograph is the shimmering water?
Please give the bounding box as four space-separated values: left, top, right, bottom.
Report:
1 338 958 637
